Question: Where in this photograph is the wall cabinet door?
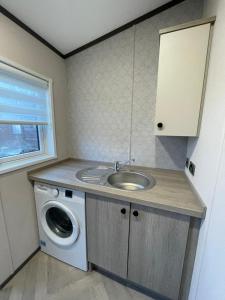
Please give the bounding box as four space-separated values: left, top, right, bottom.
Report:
155 23 210 136
86 194 130 278
0 197 13 285
128 204 190 300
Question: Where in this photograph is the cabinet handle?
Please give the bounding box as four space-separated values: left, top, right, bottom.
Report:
157 122 163 129
121 208 126 215
133 210 139 217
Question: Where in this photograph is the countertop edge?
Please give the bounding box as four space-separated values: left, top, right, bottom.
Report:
185 176 207 218
28 173 205 219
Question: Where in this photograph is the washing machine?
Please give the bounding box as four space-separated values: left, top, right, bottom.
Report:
34 182 87 271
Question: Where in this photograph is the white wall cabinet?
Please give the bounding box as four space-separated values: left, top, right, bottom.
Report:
155 23 211 136
0 196 13 285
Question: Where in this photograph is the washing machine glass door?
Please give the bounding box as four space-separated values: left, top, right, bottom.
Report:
41 201 80 247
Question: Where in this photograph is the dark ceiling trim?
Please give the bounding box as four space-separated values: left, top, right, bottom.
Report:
1 0 185 60
64 0 185 58
0 5 64 58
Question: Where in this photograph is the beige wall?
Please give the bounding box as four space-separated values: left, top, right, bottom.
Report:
66 0 203 170
0 14 68 269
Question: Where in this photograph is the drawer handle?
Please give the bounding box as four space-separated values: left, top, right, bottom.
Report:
133 210 139 217
121 208 126 215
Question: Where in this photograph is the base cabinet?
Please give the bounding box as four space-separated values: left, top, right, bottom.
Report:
86 194 193 300
128 204 190 300
86 194 130 278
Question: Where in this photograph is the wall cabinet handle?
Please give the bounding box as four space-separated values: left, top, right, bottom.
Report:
133 210 139 217
157 122 163 129
121 208 126 215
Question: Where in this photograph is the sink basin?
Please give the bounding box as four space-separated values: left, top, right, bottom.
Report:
107 171 155 191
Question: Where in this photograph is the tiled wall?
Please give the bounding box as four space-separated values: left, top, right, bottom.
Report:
66 0 203 170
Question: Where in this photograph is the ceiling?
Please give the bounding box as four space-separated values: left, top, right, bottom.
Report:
0 0 171 55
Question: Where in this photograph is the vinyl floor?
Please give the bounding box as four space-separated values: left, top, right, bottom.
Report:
0 251 154 300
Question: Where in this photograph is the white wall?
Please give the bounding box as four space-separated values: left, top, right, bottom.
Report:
186 0 225 299
0 14 68 269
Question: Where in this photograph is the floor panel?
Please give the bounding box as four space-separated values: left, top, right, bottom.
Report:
0 252 154 300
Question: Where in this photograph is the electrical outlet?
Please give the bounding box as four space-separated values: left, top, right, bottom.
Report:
189 161 196 176
185 158 189 168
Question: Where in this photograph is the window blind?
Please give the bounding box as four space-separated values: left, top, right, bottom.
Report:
0 61 49 125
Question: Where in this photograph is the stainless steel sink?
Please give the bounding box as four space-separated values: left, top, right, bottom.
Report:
76 167 155 191
107 171 155 191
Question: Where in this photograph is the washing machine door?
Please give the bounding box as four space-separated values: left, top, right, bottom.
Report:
41 201 80 247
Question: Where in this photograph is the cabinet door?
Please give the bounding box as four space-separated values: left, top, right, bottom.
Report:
128 205 190 300
155 23 210 136
0 197 13 285
0 172 39 269
86 194 130 278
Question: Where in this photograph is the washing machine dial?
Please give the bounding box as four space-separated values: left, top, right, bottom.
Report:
52 188 59 197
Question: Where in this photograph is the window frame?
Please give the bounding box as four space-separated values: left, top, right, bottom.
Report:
0 56 57 172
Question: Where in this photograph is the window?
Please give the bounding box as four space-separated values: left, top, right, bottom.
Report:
0 59 56 172
0 124 40 158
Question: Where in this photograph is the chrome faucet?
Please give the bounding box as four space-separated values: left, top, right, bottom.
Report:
114 158 135 172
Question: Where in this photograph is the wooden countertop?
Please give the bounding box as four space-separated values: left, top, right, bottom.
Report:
28 159 206 219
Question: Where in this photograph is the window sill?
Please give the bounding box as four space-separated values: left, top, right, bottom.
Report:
0 154 57 175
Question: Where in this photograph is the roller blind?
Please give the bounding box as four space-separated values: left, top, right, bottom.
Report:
0 61 49 125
